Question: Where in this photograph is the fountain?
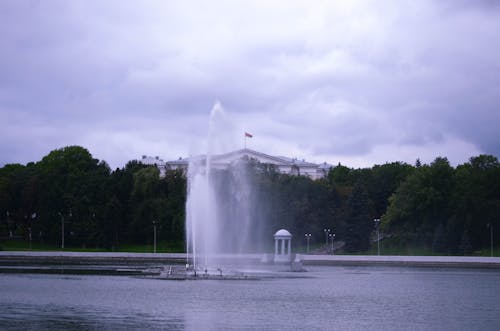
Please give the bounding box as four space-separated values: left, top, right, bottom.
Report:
185 102 263 276
141 102 304 280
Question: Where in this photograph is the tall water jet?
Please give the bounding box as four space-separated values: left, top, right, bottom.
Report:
185 102 258 271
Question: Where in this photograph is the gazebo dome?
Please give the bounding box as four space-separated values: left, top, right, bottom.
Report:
274 229 292 238
273 229 292 263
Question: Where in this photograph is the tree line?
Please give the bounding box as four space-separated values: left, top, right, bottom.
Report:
0 146 185 250
0 145 498 254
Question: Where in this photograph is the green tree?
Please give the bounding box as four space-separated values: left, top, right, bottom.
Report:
0 163 34 238
128 166 162 243
344 182 372 252
103 161 148 247
367 162 414 219
162 169 186 244
36 146 110 246
383 157 454 248
451 155 500 251
328 163 353 186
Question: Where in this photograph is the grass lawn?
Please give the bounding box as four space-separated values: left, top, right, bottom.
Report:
360 244 499 257
0 239 184 253
3 239 498 257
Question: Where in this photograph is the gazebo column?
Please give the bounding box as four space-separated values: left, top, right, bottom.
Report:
273 229 293 263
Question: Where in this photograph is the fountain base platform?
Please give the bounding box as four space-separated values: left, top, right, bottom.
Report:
141 262 306 281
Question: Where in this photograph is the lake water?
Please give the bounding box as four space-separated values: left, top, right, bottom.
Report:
1 266 500 330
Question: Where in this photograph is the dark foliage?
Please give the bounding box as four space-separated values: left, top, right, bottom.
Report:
0 146 186 250
1 146 498 254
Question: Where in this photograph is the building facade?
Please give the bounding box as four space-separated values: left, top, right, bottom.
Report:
139 155 167 177
146 148 332 180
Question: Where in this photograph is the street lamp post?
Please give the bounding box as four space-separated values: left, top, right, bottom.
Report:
153 220 157 254
59 210 72 249
29 213 36 250
488 223 494 257
6 211 12 238
329 233 336 254
374 218 381 256
59 212 65 249
305 233 311 253
323 228 330 248
23 214 30 250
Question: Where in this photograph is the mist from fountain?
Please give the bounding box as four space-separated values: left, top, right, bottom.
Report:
185 102 262 272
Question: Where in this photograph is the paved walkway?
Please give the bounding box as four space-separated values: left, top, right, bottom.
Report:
0 251 188 265
298 254 500 268
0 251 186 259
1 251 499 268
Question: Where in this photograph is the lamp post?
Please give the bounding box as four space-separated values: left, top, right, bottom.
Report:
329 233 336 254
153 220 157 254
59 210 72 249
305 233 311 253
23 214 29 249
29 212 36 250
6 211 12 238
374 218 381 256
323 228 330 248
488 223 494 257
59 212 65 249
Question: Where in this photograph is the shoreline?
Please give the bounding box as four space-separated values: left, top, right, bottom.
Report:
0 251 187 265
298 254 500 269
1 251 500 269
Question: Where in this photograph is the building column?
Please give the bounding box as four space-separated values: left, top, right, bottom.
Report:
287 238 291 256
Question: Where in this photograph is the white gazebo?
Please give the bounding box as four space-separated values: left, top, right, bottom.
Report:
274 229 292 263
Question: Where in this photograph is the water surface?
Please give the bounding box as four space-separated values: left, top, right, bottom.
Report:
1 266 499 330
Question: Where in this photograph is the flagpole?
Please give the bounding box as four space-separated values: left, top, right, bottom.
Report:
243 132 252 149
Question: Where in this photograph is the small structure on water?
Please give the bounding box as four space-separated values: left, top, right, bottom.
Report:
274 229 292 263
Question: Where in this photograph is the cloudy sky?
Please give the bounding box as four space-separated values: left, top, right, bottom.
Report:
1 0 500 169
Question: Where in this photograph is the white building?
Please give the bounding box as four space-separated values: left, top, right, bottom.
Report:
138 155 167 177
162 148 332 180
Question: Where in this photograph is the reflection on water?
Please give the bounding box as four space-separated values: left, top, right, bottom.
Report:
1 303 184 330
1 267 500 330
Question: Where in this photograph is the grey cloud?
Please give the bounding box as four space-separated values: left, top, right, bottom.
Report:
1 1 500 168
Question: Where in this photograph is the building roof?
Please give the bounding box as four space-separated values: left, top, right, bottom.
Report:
274 229 292 238
166 148 323 167
160 148 333 179
318 161 334 170
139 155 165 166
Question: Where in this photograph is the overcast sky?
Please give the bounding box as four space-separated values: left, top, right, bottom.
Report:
1 0 500 169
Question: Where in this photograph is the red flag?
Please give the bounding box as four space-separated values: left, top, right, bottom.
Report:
245 132 253 138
